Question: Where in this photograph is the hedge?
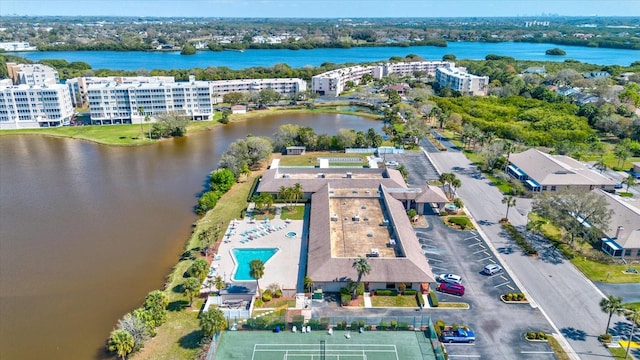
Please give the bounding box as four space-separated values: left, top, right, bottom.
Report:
501 222 538 256
403 289 418 296
447 216 473 230
428 291 439 307
374 289 398 296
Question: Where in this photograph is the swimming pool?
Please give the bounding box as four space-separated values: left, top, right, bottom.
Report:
232 248 279 281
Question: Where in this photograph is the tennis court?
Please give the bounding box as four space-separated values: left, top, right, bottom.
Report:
214 330 436 360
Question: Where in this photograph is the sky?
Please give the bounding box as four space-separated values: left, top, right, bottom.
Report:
2 0 639 18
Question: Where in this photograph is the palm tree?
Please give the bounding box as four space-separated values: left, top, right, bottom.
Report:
450 178 462 197
594 157 608 173
303 275 314 293
600 295 624 335
214 275 225 291
352 256 371 300
502 196 516 219
249 259 265 297
137 106 144 138
614 146 630 168
144 114 151 139
622 174 637 192
278 186 291 210
107 329 134 360
183 277 201 307
292 183 303 206
503 141 516 170
199 308 227 338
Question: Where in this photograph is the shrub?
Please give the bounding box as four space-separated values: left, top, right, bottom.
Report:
263 289 272 297
501 222 538 256
378 321 389 330
308 319 321 330
428 291 439 307
599 333 612 343
336 321 348 330
517 293 526 301
448 216 473 229
254 298 264 307
339 287 350 296
375 289 398 296
397 283 407 294
390 319 398 330
351 321 360 330
274 289 283 298
404 289 417 296
341 294 352 306
398 322 410 330
538 332 547 340
262 292 272 302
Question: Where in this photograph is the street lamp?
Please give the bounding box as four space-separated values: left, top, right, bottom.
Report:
618 308 639 360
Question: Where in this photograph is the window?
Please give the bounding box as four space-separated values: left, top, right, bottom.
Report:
551 186 557 191
385 283 395 289
625 249 631 256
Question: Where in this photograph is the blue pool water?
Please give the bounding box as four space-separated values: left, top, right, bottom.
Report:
232 248 278 281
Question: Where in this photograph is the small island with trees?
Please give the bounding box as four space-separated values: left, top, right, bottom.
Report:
545 47 566 56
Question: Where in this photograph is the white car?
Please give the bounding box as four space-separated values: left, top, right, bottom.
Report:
482 264 503 276
436 273 462 284
385 161 399 167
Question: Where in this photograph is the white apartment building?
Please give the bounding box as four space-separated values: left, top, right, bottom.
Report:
6 62 59 86
0 83 75 129
435 66 489 96
67 76 175 107
312 61 455 97
373 61 454 78
87 76 307 124
0 42 38 52
311 65 377 96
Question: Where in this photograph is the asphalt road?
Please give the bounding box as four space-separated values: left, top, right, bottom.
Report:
424 147 628 360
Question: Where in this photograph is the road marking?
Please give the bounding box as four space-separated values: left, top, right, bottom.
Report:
472 248 487 254
520 351 554 354
494 281 510 288
447 354 481 357
463 236 478 241
431 265 448 271
468 242 483 247
428 258 443 263
506 284 515 291
477 256 493 262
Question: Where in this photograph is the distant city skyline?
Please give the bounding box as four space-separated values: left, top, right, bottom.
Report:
2 0 639 18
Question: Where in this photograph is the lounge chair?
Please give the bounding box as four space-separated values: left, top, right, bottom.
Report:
301 326 307 333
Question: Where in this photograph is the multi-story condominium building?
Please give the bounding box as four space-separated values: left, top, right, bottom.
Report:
373 61 454 78
435 66 489 96
312 61 455 96
0 83 75 129
0 42 38 52
87 75 307 124
66 76 175 107
312 65 377 96
6 62 59 86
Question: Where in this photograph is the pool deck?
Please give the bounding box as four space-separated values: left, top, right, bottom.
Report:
206 205 304 293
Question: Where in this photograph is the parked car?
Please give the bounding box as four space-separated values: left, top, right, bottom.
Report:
385 161 399 167
436 282 465 296
436 273 462 284
440 328 476 343
482 264 503 276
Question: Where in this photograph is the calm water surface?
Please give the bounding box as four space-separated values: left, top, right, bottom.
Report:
0 113 382 359
18 42 640 70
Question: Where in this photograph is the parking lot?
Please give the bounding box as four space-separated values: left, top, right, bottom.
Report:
391 150 556 359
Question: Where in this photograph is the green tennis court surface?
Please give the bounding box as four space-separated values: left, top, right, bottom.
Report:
214 330 436 360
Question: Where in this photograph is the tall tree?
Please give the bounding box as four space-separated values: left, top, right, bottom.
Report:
599 295 624 335
117 313 149 352
249 259 265 297
503 141 516 170
107 329 134 360
303 275 314 293
351 256 371 300
142 290 169 326
292 183 303 206
622 174 637 192
502 196 516 219
199 308 227 338
532 188 612 248
183 277 201 307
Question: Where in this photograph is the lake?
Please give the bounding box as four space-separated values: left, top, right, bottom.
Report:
17 42 640 70
0 113 382 359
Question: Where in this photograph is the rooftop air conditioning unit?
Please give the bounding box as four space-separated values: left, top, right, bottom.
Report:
346 172 353 178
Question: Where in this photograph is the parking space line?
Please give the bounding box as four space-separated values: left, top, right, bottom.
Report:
477 256 493 262
520 351 554 354
506 284 515 291
428 258 443 263
472 247 487 254
494 281 510 288
447 354 481 357
463 236 478 241
431 265 448 271
468 242 483 247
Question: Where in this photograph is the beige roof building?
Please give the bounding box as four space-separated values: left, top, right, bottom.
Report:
508 149 616 192
597 190 640 259
256 166 447 292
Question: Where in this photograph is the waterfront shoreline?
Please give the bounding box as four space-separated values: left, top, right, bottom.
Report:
0 105 383 146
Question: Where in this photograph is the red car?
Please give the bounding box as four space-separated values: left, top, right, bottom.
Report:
437 282 465 296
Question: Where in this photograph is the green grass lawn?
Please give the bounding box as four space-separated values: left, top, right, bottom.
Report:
280 205 306 220
371 295 420 308
547 335 571 360
571 257 640 283
277 152 368 166
437 302 470 309
132 171 260 360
